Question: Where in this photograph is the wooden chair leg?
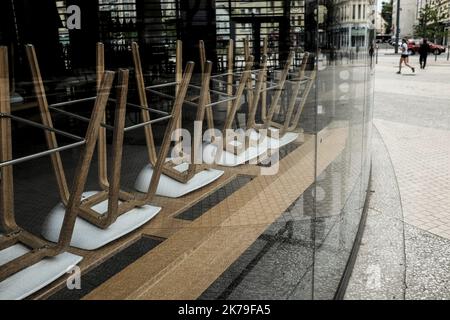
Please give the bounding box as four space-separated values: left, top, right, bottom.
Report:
288 69 317 132
133 41 195 184
223 56 254 132
0 231 50 283
96 43 110 190
261 37 268 122
222 56 254 153
187 61 213 177
25 45 70 206
141 62 195 203
0 248 50 283
281 53 310 134
264 51 294 128
55 71 116 252
0 46 16 233
226 39 234 118
131 42 160 166
104 69 129 226
174 40 183 145
67 70 135 229
0 235 19 251
247 55 268 130
243 37 254 114
199 40 215 134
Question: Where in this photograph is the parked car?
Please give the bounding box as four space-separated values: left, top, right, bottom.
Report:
407 39 446 55
407 39 420 55
429 42 446 55
390 40 402 47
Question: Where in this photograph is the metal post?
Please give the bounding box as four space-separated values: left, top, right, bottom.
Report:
376 46 379 64
395 0 401 54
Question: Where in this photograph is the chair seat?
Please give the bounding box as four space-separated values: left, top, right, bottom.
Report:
134 162 224 198
202 134 269 167
0 243 82 300
267 128 300 149
42 191 161 250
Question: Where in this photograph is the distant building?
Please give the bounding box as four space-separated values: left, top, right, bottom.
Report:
333 0 375 48
375 11 388 34
215 0 306 67
392 0 417 38
416 0 450 45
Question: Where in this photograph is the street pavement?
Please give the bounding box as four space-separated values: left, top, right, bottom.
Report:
345 50 450 299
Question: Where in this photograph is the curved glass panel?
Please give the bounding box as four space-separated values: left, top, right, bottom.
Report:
0 0 374 300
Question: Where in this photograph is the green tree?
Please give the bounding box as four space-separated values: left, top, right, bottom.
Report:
381 0 393 34
414 4 447 43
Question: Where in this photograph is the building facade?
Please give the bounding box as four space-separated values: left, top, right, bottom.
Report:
416 0 450 44
392 0 417 38
375 11 388 35
332 0 375 48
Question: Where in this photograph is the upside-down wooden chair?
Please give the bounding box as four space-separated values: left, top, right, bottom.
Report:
172 39 262 167
213 37 271 125
194 41 268 167
225 36 268 120
0 46 113 299
245 50 315 150
24 45 195 250
195 39 268 166
132 41 228 198
265 53 316 144
208 40 314 157
198 39 314 164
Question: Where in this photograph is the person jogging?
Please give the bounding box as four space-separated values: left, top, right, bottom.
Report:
397 39 415 74
419 38 430 69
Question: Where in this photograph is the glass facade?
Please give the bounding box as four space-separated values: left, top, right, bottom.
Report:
0 0 374 300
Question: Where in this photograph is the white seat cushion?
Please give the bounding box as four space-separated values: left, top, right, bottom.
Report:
0 243 82 300
134 162 224 198
42 191 161 250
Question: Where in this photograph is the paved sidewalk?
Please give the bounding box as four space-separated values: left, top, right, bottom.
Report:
346 51 450 299
374 51 450 238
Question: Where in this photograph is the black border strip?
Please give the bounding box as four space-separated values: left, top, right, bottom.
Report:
334 162 373 300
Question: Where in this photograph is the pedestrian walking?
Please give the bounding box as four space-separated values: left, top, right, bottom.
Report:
397 39 415 74
419 38 430 69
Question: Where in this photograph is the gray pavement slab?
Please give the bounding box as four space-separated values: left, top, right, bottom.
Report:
345 50 450 300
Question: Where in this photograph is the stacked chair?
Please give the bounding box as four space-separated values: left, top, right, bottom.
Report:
0 46 113 299
132 41 225 198
0 37 315 299
248 51 316 150
30 44 196 250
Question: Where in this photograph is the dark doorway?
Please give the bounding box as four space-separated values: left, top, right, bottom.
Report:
231 16 289 68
